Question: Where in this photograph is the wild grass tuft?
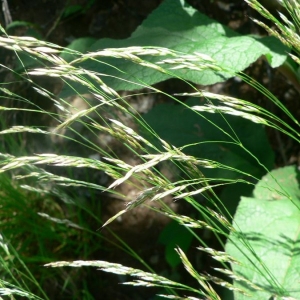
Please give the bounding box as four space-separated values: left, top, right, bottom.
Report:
0 0 300 298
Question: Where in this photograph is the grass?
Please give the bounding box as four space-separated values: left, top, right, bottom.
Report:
1 0 300 299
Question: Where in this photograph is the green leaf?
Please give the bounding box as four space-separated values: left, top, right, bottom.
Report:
142 98 274 179
60 0 288 98
6 21 42 39
62 5 83 18
60 37 97 62
255 36 288 68
6 22 43 72
254 165 300 201
158 220 193 268
219 182 254 219
226 166 300 299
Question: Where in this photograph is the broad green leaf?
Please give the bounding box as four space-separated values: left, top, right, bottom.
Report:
6 21 43 72
142 98 274 179
220 182 254 219
60 0 288 98
60 37 97 62
6 21 42 39
254 165 300 201
62 5 83 19
158 220 193 268
226 166 300 299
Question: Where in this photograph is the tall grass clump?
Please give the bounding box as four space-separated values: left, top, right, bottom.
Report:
1 0 300 299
